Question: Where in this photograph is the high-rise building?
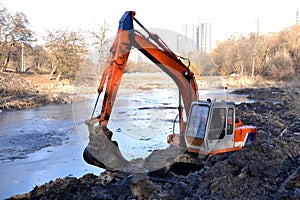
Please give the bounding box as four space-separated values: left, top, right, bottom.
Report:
180 23 212 53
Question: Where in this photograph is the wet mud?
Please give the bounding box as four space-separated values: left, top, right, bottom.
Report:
0 131 68 161
0 72 76 111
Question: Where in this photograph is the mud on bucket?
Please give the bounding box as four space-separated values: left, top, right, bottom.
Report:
83 118 129 171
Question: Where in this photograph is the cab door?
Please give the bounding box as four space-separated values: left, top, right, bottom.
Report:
206 106 235 153
206 107 226 152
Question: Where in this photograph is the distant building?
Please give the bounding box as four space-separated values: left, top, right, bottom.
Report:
179 23 212 54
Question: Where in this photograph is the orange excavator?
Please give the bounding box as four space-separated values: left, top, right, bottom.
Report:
83 11 257 174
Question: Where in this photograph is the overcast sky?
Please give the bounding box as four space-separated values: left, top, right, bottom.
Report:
2 0 299 44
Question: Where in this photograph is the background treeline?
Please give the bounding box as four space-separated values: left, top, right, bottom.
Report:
210 25 300 81
1 5 299 81
0 6 89 81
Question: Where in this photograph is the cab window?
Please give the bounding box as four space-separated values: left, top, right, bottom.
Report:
208 108 226 140
227 108 234 135
186 104 209 139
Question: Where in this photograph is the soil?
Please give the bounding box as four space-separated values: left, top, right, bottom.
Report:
0 72 78 111
2 72 300 199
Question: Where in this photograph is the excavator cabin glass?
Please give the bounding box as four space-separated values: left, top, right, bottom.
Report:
186 104 209 139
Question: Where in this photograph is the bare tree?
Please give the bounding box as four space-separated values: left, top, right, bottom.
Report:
211 29 298 79
277 25 300 75
27 45 51 73
0 6 35 72
44 29 88 81
263 49 294 81
89 21 109 74
211 40 237 75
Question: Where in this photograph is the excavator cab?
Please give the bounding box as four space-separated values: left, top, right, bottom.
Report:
179 100 257 155
185 100 234 154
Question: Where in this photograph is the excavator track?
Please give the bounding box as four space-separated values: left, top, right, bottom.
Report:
143 146 205 176
83 119 206 176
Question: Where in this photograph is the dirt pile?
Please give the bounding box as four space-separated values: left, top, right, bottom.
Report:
8 87 300 200
232 87 299 102
196 137 300 199
9 137 300 200
0 72 76 111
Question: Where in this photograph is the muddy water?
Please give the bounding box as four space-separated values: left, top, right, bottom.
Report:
0 103 75 161
0 89 249 199
0 102 100 199
75 88 251 161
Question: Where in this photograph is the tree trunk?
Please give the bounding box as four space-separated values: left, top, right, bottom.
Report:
251 55 255 77
56 71 62 81
2 53 10 72
240 62 244 76
49 65 56 80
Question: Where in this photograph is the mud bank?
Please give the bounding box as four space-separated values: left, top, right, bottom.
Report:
0 72 80 111
7 86 300 200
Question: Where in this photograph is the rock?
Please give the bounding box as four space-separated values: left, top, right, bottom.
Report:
131 173 157 199
170 182 193 200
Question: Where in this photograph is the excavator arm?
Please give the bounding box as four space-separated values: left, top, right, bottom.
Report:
95 11 198 134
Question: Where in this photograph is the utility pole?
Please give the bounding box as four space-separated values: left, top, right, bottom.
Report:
21 42 24 72
251 53 256 77
256 18 260 36
252 18 259 77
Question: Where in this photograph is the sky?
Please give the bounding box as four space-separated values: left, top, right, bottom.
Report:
1 0 299 46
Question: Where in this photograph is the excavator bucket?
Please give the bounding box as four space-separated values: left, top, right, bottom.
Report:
83 119 192 174
83 119 131 172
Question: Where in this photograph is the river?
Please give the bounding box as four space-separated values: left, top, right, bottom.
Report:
0 85 250 199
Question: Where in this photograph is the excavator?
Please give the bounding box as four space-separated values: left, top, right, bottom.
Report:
83 11 257 175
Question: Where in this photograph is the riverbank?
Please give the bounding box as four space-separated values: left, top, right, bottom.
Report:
0 72 78 111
